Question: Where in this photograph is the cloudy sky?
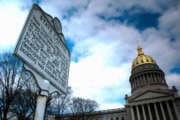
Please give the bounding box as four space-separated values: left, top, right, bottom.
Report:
0 0 180 110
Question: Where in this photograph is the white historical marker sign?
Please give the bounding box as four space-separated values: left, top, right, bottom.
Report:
14 4 70 94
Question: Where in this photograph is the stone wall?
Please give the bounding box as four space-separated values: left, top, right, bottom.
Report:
55 108 128 120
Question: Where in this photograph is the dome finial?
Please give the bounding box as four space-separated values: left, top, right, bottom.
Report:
137 39 144 56
132 40 156 68
137 39 141 48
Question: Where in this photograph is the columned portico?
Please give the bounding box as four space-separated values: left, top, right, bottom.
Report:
129 101 180 120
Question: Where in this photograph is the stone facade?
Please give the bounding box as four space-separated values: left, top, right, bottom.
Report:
55 46 180 120
55 108 128 120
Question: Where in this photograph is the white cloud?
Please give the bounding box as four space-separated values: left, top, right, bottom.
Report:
0 0 28 51
99 103 124 110
159 4 180 40
67 23 142 109
166 73 180 91
141 28 180 72
69 59 131 109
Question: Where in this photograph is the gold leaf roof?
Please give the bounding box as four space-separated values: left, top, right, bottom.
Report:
132 46 156 69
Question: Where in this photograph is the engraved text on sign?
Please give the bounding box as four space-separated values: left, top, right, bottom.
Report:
14 5 70 93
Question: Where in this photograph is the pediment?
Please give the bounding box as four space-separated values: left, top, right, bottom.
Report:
130 90 172 102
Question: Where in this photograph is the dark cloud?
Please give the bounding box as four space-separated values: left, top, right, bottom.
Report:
97 7 161 31
32 0 41 4
170 67 180 74
40 0 90 19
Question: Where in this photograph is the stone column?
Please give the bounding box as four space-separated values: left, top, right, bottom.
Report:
147 104 153 120
142 74 145 86
143 74 146 85
166 101 173 120
148 74 150 83
130 106 135 120
136 106 141 120
34 90 49 120
155 73 158 82
172 101 180 120
142 105 147 120
160 102 166 120
151 73 154 82
148 73 151 83
158 73 161 83
153 73 157 83
134 78 136 88
132 80 134 89
152 73 155 83
161 73 163 82
154 103 160 120
136 77 139 88
153 73 156 82
139 76 142 86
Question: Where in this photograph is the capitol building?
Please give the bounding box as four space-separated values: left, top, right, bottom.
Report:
56 45 180 120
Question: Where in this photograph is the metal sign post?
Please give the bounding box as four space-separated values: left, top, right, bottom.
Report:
34 91 48 120
14 4 70 120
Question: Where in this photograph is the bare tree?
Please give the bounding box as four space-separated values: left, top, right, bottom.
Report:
10 89 38 120
70 97 98 120
70 97 98 113
47 87 72 119
0 52 40 120
0 53 23 120
10 70 40 120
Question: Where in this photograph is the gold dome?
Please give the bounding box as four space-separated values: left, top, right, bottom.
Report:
132 46 156 69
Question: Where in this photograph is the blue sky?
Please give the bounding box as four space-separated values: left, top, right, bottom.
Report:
0 0 180 110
